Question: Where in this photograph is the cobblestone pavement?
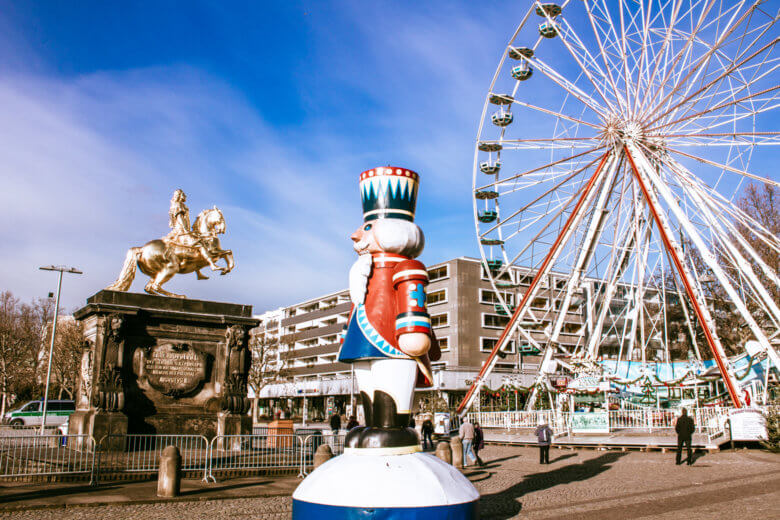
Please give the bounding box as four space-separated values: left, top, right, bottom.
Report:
1 446 778 519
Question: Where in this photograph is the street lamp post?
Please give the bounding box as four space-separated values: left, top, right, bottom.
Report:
39 265 82 435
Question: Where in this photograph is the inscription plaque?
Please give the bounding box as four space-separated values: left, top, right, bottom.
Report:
142 344 207 396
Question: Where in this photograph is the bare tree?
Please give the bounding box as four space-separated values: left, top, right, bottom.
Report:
655 183 779 359
0 292 26 418
40 317 84 399
247 325 294 422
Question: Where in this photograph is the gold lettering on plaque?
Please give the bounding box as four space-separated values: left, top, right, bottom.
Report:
142 344 206 396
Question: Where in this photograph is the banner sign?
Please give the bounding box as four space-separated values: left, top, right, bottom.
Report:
568 376 601 392
571 412 610 433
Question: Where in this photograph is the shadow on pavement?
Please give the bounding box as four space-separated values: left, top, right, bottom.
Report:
549 453 578 464
479 454 521 468
181 480 273 497
479 452 627 519
0 484 120 505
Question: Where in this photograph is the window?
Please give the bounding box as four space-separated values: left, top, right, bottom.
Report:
481 266 514 283
428 265 449 281
483 313 510 329
427 289 447 305
21 402 40 412
480 289 514 305
437 336 450 351
431 313 449 328
480 337 516 353
531 298 548 309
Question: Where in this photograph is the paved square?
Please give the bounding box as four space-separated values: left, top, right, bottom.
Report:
0 446 777 519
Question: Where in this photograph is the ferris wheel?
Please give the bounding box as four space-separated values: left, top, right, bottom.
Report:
460 0 779 414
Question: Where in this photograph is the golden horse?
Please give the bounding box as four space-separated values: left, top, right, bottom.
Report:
106 207 234 298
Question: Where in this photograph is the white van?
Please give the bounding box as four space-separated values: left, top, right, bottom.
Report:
3 400 75 427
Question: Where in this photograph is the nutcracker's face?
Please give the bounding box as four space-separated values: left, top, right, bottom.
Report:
351 222 383 255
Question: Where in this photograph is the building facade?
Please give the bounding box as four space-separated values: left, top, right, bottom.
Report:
252 257 575 420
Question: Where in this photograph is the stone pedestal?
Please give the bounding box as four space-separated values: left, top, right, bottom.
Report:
216 412 252 450
72 290 258 439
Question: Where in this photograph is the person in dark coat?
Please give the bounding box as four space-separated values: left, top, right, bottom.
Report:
346 415 359 430
675 408 695 465
534 418 553 464
329 413 342 432
421 418 434 450
473 422 485 466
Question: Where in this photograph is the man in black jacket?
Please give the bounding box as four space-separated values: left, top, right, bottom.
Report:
675 408 695 465
330 413 342 433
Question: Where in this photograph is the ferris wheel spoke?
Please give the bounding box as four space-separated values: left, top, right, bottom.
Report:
534 4 623 114
521 54 611 119
481 159 600 237
662 131 780 147
650 84 780 133
643 1 763 123
501 152 617 277
640 0 738 119
660 150 780 289
658 48 779 131
638 0 716 118
500 97 603 130
583 0 631 111
476 145 604 190
671 165 780 330
636 0 685 113
665 146 780 187
647 37 778 128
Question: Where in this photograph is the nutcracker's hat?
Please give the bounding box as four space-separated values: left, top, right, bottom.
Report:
359 166 419 222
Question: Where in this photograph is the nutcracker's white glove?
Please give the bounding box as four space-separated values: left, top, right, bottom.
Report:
349 254 373 305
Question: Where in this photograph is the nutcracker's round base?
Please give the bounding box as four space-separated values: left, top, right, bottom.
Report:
292 449 479 519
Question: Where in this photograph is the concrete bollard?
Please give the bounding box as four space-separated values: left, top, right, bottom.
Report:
313 443 334 469
157 445 181 498
450 436 463 470
435 441 452 465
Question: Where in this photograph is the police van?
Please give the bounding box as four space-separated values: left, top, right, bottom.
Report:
3 400 75 427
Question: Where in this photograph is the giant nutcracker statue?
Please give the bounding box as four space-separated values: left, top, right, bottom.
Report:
292 167 479 519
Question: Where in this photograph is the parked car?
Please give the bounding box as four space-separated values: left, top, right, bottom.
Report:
3 400 75 427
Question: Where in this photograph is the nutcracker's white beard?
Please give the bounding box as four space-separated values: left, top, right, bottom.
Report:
349 254 373 305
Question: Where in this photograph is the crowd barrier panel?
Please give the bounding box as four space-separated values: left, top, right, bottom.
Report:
0 434 96 483
207 434 306 481
300 432 345 477
96 434 209 482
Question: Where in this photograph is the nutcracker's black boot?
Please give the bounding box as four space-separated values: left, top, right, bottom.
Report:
358 390 418 449
345 391 372 448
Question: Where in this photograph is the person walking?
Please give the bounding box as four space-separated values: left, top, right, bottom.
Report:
329 413 342 433
346 415 359 430
473 422 485 466
459 418 478 467
534 418 553 464
675 408 695 465
421 418 434 450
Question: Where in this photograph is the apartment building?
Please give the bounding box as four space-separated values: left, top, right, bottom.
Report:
252 256 603 420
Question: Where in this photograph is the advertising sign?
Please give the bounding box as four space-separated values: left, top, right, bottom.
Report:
571 412 610 433
728 409 767 441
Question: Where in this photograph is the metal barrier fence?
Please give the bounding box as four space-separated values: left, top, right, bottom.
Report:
208 434 305 481
96 434 209 482
300 432 345 477
0 434 96 483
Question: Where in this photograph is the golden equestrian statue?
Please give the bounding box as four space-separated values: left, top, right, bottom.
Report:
106 189 234 298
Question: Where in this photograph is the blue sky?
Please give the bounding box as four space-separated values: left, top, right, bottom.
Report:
0 1 515 312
